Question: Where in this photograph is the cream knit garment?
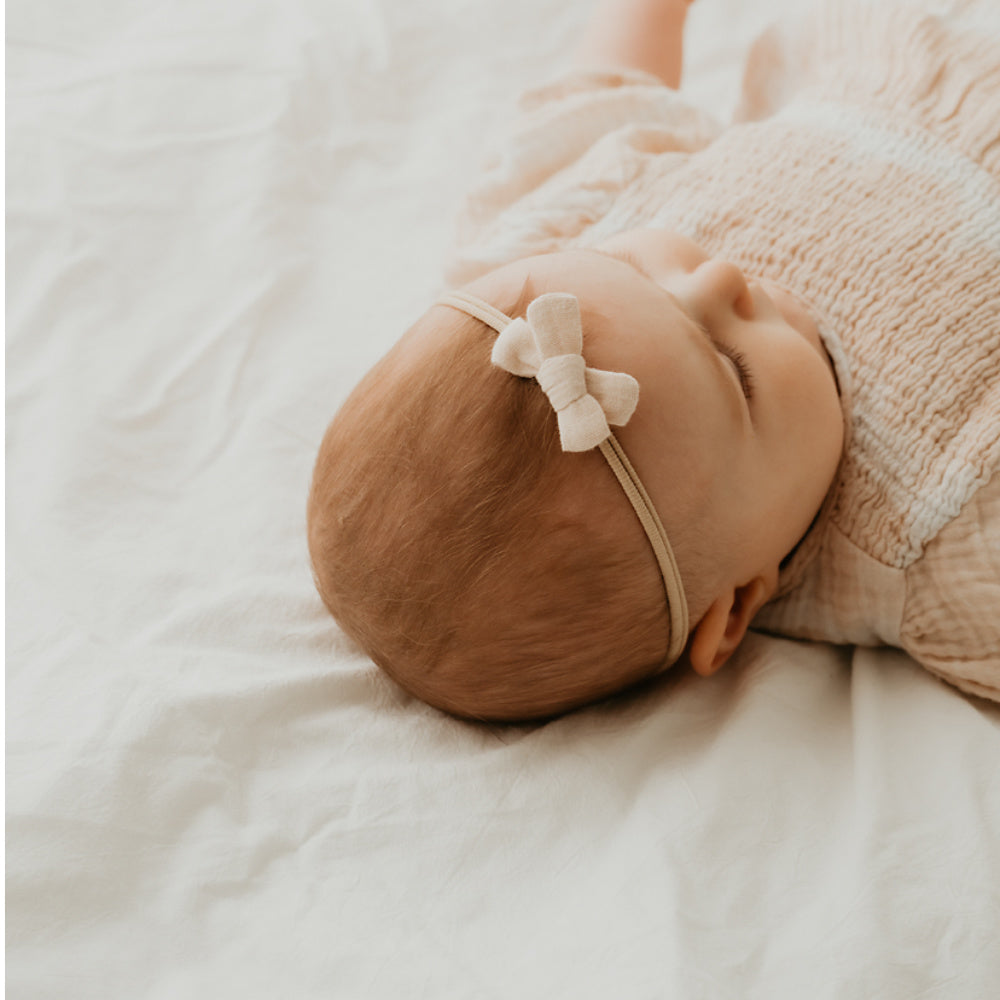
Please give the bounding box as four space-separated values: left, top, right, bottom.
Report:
445 0 1000 699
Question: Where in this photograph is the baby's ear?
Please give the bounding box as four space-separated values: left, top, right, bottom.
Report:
687 573 777 677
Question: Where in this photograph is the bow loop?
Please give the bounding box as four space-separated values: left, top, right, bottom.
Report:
490 317 540 377
584 367 639 428
491 293 639 452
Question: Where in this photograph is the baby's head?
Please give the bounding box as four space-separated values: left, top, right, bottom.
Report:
308 228 844 721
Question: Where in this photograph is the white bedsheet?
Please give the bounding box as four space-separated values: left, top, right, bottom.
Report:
7 1 1000 996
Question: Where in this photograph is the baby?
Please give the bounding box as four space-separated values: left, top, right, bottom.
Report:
308 0 1000 720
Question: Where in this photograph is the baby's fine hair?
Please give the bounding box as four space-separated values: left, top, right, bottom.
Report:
307 291 704 721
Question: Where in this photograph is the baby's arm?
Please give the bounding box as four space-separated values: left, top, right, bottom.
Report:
575 0 695 89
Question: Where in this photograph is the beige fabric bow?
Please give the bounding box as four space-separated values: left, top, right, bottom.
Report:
490 293 639 453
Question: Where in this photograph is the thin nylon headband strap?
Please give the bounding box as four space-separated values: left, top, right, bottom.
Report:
436 289 690 664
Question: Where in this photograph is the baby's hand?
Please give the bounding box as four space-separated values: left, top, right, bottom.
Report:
575 0 694 90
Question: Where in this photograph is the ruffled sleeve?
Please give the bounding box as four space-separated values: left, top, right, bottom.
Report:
444 68 720 285
900 468 1000 702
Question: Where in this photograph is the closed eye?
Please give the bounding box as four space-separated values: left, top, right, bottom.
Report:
686 311 756 406
715 343 755 403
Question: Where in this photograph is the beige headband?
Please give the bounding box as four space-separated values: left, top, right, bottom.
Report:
436 288 690 665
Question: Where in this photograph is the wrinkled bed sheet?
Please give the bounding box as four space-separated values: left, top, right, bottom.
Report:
7 0 1000 996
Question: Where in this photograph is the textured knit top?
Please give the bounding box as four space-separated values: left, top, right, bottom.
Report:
444 0 1000 700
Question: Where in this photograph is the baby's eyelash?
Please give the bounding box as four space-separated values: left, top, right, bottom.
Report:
717 344 755 402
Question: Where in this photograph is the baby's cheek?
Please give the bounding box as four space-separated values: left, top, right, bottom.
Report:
795 355 844 483
768 346 826 442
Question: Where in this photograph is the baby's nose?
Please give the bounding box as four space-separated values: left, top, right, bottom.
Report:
690 259 754 320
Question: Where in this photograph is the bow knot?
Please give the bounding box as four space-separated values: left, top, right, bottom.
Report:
491 293 639 452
